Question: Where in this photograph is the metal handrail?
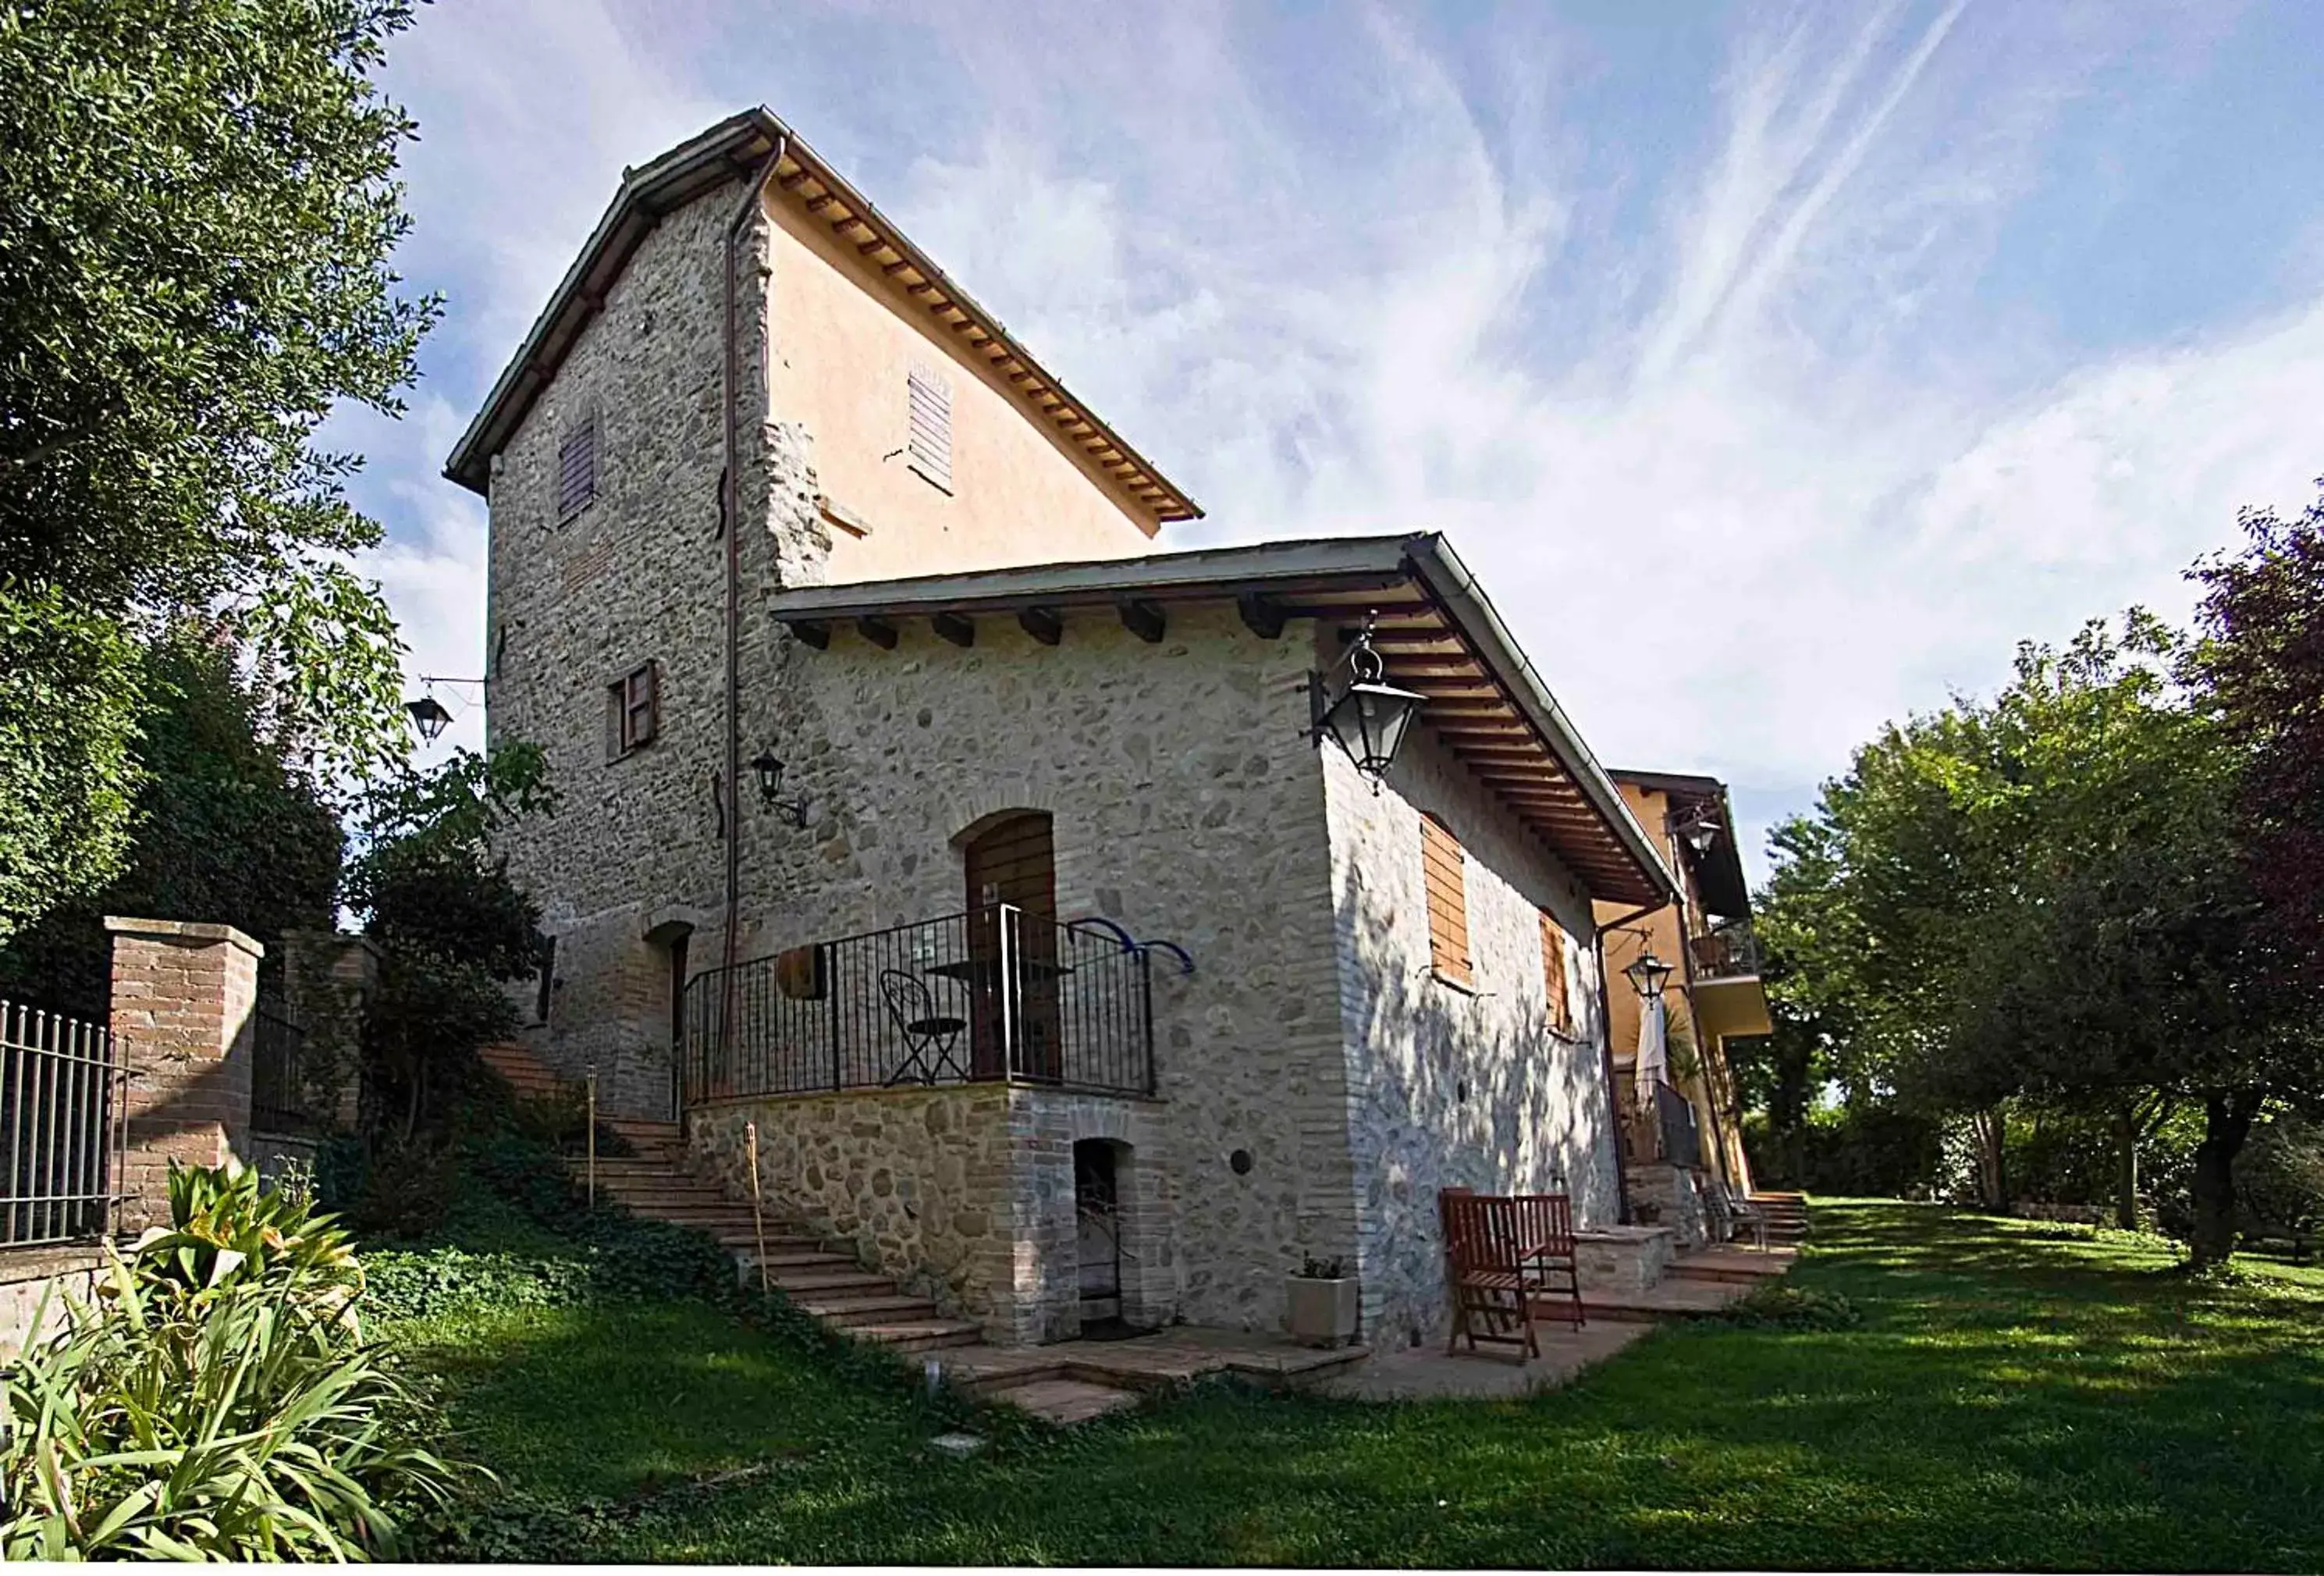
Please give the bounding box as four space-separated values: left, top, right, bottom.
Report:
680 904 1155 1106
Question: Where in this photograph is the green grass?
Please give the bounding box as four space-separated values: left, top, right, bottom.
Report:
389 1201 2324 1568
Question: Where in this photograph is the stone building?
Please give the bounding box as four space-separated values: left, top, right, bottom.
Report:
448 108 1680 1347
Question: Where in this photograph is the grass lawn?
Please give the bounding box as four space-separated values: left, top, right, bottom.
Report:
390 1201 2324 1568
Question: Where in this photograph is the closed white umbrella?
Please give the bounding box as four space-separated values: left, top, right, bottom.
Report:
1634 992 1668 1113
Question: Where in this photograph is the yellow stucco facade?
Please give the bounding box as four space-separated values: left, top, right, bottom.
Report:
1594 775 1768 1196
762 191 1162 584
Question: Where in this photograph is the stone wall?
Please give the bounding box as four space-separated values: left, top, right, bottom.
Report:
728 602 1352 1337
691 1085 1016 1332
1320 709 1623 1348
0 1245 103 1364
690 1084 1177 1345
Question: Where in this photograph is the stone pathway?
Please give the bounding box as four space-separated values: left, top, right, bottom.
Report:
936 1325 1370 1423
1315 1322 1651 1402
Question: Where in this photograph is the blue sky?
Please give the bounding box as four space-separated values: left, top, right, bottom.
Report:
340 0 2324 884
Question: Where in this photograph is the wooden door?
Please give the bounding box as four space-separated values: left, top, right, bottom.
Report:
963 812 1060 1080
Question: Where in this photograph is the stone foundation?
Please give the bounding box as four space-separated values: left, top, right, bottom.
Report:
1625 1163 1711 1250
1573 1225 1677 1293
689 1083 1176 1346
0 1245 105 1363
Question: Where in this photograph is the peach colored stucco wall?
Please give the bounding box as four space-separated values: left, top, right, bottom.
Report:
1594 781 1752 1190
760 193 1160 584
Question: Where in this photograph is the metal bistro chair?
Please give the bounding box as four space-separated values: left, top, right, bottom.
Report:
879 969 968 1087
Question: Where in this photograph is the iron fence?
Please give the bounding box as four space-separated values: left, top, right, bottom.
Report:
2 1000 122 1247
250 1001 314 1134
682 904 1154 1105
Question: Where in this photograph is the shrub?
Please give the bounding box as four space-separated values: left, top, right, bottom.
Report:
0 1162 474 1560
1706 1283 1863 1331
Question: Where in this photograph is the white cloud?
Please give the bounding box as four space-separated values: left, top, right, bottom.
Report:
352 0 2324 880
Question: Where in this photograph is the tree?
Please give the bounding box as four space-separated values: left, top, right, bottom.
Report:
345 746 552 1141
0 0 435 942
2192 484 2324 994
0 626 343 1018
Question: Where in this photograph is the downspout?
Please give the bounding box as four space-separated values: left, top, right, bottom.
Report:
1594 897 1672 1226
721 139 787 980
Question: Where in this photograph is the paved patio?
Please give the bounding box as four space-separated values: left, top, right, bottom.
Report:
1314 1321 1652 1402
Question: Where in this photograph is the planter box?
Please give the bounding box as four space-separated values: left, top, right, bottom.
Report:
1285 1275 1359 1347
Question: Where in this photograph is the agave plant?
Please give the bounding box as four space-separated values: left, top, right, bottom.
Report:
0 1163 476 1560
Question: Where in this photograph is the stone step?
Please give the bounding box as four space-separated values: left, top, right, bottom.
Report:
766 1268 897 1296
735 1247 855 1271
984 1377 1142 1425
589 1184 744 1208
1572 1279 1749 1324
851 1318 984 1353
805 1292 947 1324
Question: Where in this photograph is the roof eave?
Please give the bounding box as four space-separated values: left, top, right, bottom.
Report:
442 106 1202 524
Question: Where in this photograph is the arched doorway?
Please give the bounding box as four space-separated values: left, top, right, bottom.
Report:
960 811 1060 1080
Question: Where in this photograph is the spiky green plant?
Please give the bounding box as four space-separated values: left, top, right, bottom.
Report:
0 1162 474 1559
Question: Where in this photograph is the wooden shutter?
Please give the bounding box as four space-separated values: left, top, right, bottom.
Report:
613 660 658 753
557 415 599 521
1420 814 1471 985
1540 909 1571 1033
907 363 952 491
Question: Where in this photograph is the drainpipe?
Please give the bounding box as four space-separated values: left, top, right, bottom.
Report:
721 138 786 981
1593 897 1672 1226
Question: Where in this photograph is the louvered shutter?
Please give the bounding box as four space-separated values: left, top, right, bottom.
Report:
907 363 952 491
558 416 598 521
1540 909 1571 1033
1420 815 1472 984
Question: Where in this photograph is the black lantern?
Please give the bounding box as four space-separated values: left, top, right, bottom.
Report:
1680 817 1718 856
1622 947 1674 1000
1310 618 1427 786
404 694 453 744
750 750 809 827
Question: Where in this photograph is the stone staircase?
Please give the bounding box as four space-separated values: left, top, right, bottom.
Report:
475 1043 982 1354
1750 1190 1810 1243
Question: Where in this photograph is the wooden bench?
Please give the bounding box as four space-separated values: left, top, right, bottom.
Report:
1441 1188 1587 1363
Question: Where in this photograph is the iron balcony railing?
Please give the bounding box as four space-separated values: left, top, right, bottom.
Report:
681 904 1155 1105
1688 920 1761 982
250 1000 315 1134
1623 1080 1704 1171
2 1000 123 1247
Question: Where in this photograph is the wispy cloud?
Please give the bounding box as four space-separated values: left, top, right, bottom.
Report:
347 0 2324 869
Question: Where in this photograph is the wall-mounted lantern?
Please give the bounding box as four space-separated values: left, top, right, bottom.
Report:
1622 947 1674 1000
404 694 453 744
1309 615 1427 788
750 750 810 828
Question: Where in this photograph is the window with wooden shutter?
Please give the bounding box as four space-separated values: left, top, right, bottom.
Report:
1420 814 1472 985
557 414 599 521
906 363 952 493
608 660 658 756
1540 909 1572 1033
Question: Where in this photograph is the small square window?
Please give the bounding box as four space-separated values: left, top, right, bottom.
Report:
558 414 599 521
608 660 659 756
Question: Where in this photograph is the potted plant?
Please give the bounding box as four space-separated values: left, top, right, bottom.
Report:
1285 1254 1359 1347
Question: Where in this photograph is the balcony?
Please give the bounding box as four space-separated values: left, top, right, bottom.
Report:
1687 920 1761 981
1687 920 1772 1038
680 905 1156 1105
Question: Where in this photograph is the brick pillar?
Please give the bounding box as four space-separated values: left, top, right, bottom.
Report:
105 917 263 1233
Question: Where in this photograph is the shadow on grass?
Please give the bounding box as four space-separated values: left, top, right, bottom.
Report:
393 1200 2324 1570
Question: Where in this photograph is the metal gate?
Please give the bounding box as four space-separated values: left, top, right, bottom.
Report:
1074 1140 1121 1318
1 1000 123 1247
